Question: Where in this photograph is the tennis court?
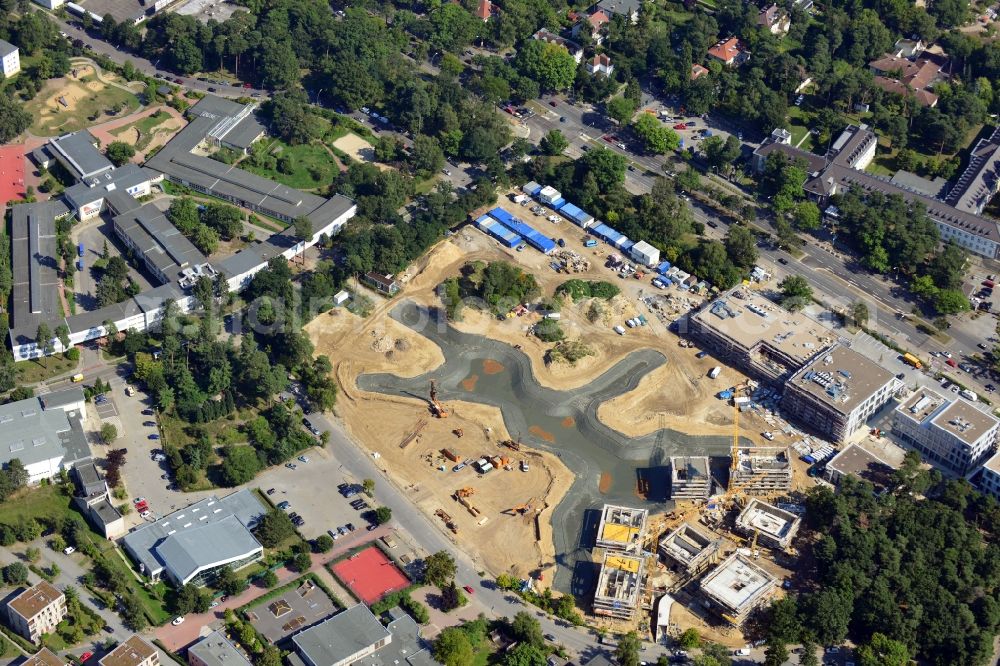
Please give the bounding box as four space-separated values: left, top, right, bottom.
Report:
331 547 410 605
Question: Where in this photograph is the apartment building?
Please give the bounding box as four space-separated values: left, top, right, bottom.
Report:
734 499 801 550
781 344 898 443
892 388 999 474
6 582 67 643
0 40 20 78
592 552 645 620
700 553 777 626
658 523 722 578
730 447 792 494
99 635 160 666
594 504 648 553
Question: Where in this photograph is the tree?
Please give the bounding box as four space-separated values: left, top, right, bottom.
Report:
221 446 262 486
258 646 282 666
763 638 788 666
55 324 70 352
174 584 211 614
293 215 313 244
105 141 136 167
632 114 680 154
509 611 544 647
792 201 821 231
778 275 812 311
99 423 118 445
503 643 547 666
703 135 742 173
362 478 375 496
410 135 445 176
120 594 147 631
214 566 247 597
2 562 27 585
615 632 641 666
36 322 52 356
440 580 465 612
515 40 577 91
423 551 457 586
314 534 334 553
261 570 279 588
678 628 702 649
292 551 312 572
856 633 910 666
934 288 969 315
0 93 31 143
581 148 627 190
724 225 757 268
254 509 296 547
540 129 569 156
374 506 392 524
851 301 869 327
800 639 819 666
434 627 473 666
693 643 732 666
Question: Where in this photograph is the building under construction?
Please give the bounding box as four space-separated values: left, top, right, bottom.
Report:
669 457 712 499
699 552 777 626
734 498 801 550
595 504 649 553
592 551 646 621
658 523 722 578
730 447 792 494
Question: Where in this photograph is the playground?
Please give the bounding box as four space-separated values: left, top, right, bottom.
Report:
25 64 140 136
330 547 409 605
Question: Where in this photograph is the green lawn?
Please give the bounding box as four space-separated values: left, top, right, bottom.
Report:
25 75 141 137
93 540 172 625
241 140 343 191
15 354 79 385
0 482 78 527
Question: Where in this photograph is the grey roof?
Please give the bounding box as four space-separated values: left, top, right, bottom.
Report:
0 389 90 469
217 247 267 280
222 116 266 151
9 201 70 352
121 489 266 583
354 611 424 666
67 297 143 337
48 131 114 180
72 459 107 498
889 169 948 198
112 201 208 283
596 0 641 16
0 39 17 59
293 605 391 666
103 188 141 216
947 126 1000 214
91 497 123 526
41 387 85 410
64 165 158 209
754 141 828 174
146 94 353 228
189 631 253 666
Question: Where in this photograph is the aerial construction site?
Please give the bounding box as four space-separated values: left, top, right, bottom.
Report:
305 199 824 645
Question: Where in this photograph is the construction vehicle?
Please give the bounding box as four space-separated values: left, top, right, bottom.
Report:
455 487 475 498
501 438 521 452
453 428 464 438
505 497 536 516
429 380 449 418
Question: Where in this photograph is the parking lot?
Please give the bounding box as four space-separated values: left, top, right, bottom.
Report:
73 218 158 312
254 447 377 541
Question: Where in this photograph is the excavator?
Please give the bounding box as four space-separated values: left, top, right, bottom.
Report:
505 496 536 515
429 380 449 418
455 487 476 498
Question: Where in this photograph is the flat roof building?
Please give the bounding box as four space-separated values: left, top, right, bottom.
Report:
292 604 392 666
99 635 159 666
658 523 722 578
0 388 88 484
731 447 792 494
592 551 645 620
63 164 158 221
823 443 897 487
669 456 712 499
352 608 424 666
781 343 898 443
686 286 837 385
188 630 253 666
699 552 777 625
8 200 71 359
892 388 999 474
594 504 648 553
734 498 801 550
47 130 114 181
111 202 211 285
0 39 20 78
121 488 266 586
975 450 1000 501
6 581 66 643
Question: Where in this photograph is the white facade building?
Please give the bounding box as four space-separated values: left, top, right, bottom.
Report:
0 40 20 78
629 240 660 267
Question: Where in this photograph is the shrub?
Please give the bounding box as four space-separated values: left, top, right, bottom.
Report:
533 319 564 343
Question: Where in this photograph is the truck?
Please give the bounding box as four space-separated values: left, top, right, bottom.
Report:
902 353 922 369
442 449 462 463
511 193 529 204
708 366 722 379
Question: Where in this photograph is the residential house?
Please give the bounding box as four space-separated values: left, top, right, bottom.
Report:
868 50 949 107
6 582 67 643
595 0 642 23
757 4 790 35
532 29 584 64
690 63 709 80
475 0 494 21
569 9 610 44
587 54 614 77
707 38 749 67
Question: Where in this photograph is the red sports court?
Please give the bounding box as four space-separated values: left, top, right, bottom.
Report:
331 546 409 605
0 144 25 206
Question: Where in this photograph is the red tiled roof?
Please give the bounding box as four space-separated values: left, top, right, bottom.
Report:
590 54 612 67
475 0 493 20
708 37 741 63
691 64 709 80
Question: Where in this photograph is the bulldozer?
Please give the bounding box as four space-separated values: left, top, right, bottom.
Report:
429 380 449 418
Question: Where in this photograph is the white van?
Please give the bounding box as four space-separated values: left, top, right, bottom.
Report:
613 325 626 335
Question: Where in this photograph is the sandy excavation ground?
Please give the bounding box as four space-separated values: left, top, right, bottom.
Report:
305 212 794 579
332 133 390 171
306 304 572 579
110 115 184 159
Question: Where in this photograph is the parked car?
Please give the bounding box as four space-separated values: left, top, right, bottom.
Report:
63 546 75 555
267 488 276 495
463 585 475 595
148 434 160 440
143 421 156 427
142 409 154 415
277 501 291 510
172 617 185 626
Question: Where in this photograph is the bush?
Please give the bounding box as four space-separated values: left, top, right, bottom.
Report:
534 319 564 342
556 279 619 301
546 340 594 365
